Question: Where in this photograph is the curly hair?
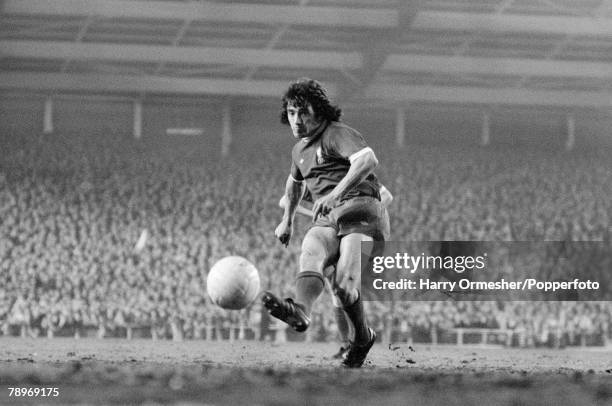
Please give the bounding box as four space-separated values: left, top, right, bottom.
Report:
280 78 342 125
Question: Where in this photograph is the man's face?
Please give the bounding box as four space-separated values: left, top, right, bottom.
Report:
286 101 322 139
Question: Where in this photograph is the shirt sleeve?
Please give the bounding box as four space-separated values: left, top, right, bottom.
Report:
290 160 303 182
328 126 370 161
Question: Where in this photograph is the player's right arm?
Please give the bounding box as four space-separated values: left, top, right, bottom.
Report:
275 165 305 247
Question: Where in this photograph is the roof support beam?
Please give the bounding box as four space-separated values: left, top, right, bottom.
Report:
0 72 335 97
1 72 610 108
366 84 612 107
0 40 362 70
4 40 610 80
244 0 310 81
3 0 396 28
60 15 94 72
5 1 612 36
412 11 612 37
338 1 419 100
154 18 192 75
384 54 612 79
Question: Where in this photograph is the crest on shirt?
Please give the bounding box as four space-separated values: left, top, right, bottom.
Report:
315 147 324 164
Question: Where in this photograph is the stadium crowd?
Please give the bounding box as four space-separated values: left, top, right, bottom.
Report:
0 130 611 347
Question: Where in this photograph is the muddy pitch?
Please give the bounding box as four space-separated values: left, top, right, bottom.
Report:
1 338 611 405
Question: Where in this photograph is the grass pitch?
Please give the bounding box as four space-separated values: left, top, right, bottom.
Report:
0 337 611 405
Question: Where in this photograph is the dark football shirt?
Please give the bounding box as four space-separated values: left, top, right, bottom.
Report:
290 121 380 202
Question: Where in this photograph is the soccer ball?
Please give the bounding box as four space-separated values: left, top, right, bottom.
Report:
206 256 260 310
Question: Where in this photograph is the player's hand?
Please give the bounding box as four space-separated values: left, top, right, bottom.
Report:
275 220 293 247
312 193 340 222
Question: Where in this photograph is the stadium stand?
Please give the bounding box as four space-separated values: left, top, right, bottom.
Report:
0 131 610 347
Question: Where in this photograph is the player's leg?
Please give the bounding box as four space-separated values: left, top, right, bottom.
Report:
335 233 373 344
331 292 352 344
263 226 339 332
333 232 376 368
324 276 352 358
295 226 339 314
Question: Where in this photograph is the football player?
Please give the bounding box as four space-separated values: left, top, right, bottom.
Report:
263 78 390 368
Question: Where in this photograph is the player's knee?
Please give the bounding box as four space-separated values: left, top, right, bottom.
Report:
300 230 335 273
331 277 358 306
335 262 360 292
334 233 370 291
299 246 326 273
336 274 359 294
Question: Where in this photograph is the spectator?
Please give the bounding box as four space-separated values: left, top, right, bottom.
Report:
0 132 610 345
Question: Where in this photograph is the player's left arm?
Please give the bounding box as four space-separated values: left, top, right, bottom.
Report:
279 195 313 218
312 147 378 220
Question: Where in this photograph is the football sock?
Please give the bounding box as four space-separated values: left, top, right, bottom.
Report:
295 271 325 315
334 305 352 344
340 289 371 345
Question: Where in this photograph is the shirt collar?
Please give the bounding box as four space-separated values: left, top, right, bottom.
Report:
301 120 329 143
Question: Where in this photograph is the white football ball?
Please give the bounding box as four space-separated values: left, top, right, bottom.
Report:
206 256 260 310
